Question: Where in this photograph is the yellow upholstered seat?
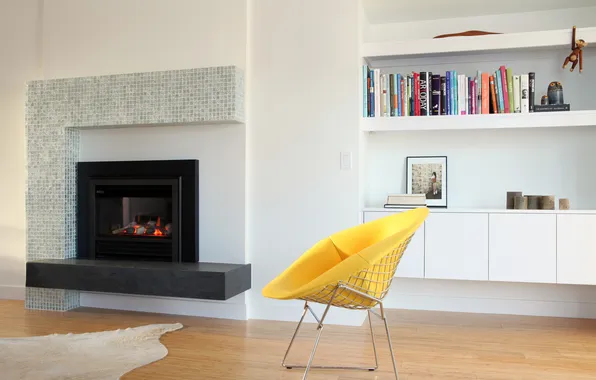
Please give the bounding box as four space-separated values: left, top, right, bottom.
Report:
262 207 428 379
263 207 428 307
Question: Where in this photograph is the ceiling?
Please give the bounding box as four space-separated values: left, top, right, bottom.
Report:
362 0 596 24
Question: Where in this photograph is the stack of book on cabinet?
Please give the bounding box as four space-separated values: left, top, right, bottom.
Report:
384 194 427 209
362 66 567 118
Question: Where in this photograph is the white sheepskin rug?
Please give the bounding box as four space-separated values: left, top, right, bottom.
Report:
0 323 183 380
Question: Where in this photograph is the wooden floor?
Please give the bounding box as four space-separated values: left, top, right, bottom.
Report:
1 301 596 379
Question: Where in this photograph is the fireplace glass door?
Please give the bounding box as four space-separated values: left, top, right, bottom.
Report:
90 179 179 261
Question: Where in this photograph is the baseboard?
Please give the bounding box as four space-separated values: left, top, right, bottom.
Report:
0 285 25 300
383 278 596 319
79 292 247 320
386 293 596 319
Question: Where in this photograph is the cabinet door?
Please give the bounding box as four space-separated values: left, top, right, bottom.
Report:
425 213 488 281
362 212 424 278
557 214 596 285
489 214 556 283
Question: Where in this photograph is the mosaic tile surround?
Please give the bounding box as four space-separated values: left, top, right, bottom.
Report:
25 66 244 311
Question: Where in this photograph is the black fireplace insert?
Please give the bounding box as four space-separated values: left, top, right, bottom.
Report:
77 160 198 262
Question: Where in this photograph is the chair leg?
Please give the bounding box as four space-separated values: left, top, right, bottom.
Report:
380 302 399 379
281 301 380 379
281 303 309 367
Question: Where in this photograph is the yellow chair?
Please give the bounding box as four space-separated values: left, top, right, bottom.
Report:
263 207 428 379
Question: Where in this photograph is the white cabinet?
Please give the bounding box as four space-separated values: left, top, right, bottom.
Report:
557 214 596 285
363 212 425 278
424 213 489 281
489 214 556 284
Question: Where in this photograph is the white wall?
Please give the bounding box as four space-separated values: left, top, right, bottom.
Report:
246 0 363 325
0 0 42 299
38 0 249 317
42 0 247 78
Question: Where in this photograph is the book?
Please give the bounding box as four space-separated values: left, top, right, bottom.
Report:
529 72 535 112
369 69 375 117
414 72 421 116
363 65 368 117
440 76 446 115
386 194 427 206
385 74 390 116
495 70 503 113
534 104 570 112
374 69 380 117
389 74 395 116
481 73 489 114
468 77 473 115
520 74 529 113
472 78 477 115
489 75 497 114
506 68 514 113
459 74 466 115
431 74 441 115
408 75 414 116
384 204 427 209
452 71 458 115
420 72 428 116
445 71 452 115
427 72 432 116
400 76 406 117
477 70 482 114
513 75 521 113
500 66 510 113
380 74 386 117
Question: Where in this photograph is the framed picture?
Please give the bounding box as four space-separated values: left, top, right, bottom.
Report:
406 156 447 207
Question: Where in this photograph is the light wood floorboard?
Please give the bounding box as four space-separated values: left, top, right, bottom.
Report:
1 300 596 379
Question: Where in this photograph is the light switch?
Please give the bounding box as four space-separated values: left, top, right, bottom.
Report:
340 152 352 170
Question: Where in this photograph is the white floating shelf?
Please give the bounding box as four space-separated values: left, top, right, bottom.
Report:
362 27 596 62
360 110 596 132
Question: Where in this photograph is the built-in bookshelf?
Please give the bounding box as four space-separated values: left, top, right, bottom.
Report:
360 26 596 211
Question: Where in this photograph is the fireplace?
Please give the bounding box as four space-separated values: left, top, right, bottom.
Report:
77 160 198 263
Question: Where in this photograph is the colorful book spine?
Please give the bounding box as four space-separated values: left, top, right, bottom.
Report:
495 71 503 113
414 72 421 116
440 76 446 115
401 77 406 117
446 72 451 115
513 75 521 113
459 75 466 115
500 66 509 113
431 74 441 115
481 73 489 114
426 72 432 116
386 75 390 116
393 74 398 116
374 69 380 117
506 68 514 113
420 72 428 116
394 74 400 117
453 72 458 115
521 74 529 113
529 72 535 112
363 65 368 117
380 74 386 117
467 77 472 115
407 75 413 116
489 75 497 114
472 78 478 115
475 74 480 114
369 69 375 117
389 74 395 117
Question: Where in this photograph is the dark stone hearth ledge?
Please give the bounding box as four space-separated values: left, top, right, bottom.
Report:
26 259 251 301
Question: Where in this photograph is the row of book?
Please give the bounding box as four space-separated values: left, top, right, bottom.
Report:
363 66 543 117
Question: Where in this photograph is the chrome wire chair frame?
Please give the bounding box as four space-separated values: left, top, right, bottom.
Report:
281 236 413 380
